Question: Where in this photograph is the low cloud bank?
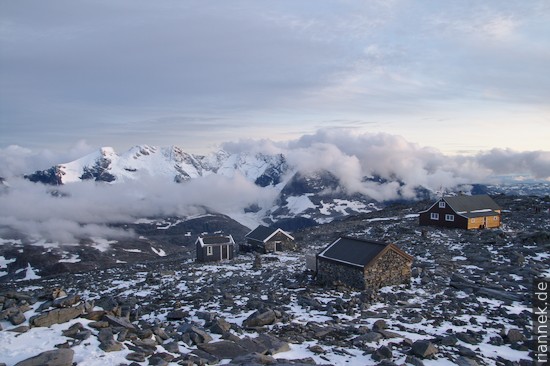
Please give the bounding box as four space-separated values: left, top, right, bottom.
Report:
1 129 548 243
226 129 550 200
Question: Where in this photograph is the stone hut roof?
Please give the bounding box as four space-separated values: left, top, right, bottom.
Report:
318 236 413 268
245 225 294 242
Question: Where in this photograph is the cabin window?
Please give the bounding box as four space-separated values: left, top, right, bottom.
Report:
206 246 213 255
430 213 439 220
493 216 498 221
445 214 454 221
439 201 446 208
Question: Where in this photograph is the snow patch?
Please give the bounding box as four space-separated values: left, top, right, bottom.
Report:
151 247 166 256
285 195 316 214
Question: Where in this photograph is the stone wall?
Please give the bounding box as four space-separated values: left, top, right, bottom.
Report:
316 259 365 289
363 249 411 290
264 232 296 253
317 249 412 291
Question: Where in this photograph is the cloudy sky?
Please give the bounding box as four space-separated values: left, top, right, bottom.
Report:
1 0 549 155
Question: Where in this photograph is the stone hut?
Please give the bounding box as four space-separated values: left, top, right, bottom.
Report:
244 225 296 253
195 233 236 262
316 236 413 291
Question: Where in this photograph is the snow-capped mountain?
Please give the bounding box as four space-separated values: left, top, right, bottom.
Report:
24 145 289 186
23 146 387 225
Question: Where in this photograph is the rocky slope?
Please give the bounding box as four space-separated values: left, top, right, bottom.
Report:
1 194 548 365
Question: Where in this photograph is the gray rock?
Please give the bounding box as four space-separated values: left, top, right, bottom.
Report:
103 314 136 330
30 304 85 327
372 345 392 361
197 340 249 359
99 339 124 352
254 333 290 354
243 309 277 328
353 332 383 345
230 352 276 365
126 352 146 362
61 322 83 337
14 348 74 366
372 319 387 331
9 311 26 325
455 356 480 366
97 328 115 343
210 317 232 334
52 295 80 308
148 353 173 366
456 332 480 345
188 349 220 365
457 346 477 358
7 325 29 333
162 341 180 353
377 329 402 339
178 324 213 345
440 335 458 346
166 309 188 320
237 337 270 354
411 340 438 359
506 329 525 343
308 345 325 354
405 355 425 366
475 287 522 302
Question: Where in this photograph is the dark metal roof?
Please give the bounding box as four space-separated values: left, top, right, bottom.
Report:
444 195 501 213
245 225 276 242
318 237 401 267
245 225 294 242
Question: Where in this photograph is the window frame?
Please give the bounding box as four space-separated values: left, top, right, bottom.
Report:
206 246 213 256
430 212 439 220
438 201 446 208
445 214 454 222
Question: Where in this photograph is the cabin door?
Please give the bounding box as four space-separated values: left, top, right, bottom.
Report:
275 241 282 252
222 245 228 260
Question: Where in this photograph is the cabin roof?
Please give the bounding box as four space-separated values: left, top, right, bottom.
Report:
245 225 294 242
196 234 235 247
318 236 412 268
444 194 500 213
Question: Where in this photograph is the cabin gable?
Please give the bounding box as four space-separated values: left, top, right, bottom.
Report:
245 226 296 253
195 234 236 262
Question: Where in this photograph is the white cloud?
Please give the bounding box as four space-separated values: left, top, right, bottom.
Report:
1 129 549 243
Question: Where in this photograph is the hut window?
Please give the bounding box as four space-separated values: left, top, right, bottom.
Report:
439 201 446 208
445 214 454 221
493 216 498 221
430 213 439 220
207 246 213 255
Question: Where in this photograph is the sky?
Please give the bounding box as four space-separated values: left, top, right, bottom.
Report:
1 0 549 155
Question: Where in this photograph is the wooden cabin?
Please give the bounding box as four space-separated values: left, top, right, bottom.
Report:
419 194 501 230
316 236 413 291
195 233 236 262
244 225 296 253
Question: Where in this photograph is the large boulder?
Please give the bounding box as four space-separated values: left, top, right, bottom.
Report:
197 340 249 359
14 349 74 366
411 340 438 359
243 309 277 328
30 304 85 327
